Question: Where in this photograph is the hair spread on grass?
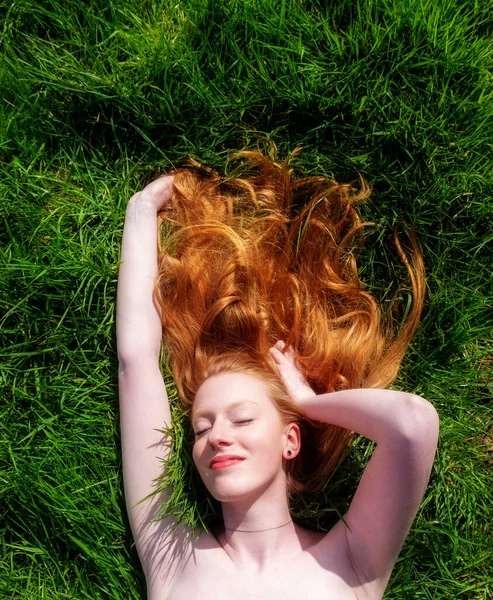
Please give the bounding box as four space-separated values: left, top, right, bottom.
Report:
153 144 425 499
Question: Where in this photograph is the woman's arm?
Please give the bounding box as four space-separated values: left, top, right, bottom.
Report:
116 177 191 591
116 193 164 365
117 191 171 512
269 341 439 593
300 387 439 450
301 388 439 592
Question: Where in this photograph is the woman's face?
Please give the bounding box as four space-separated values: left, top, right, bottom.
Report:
191 371 296 503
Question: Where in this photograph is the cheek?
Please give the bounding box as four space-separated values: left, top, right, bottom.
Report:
191 442 202 469
249 426 283 454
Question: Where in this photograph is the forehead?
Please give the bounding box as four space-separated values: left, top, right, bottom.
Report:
192 371 271 415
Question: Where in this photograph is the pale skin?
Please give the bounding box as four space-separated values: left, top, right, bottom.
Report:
116 175 440 599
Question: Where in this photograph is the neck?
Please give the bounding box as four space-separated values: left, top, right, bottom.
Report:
217 484 301 570
224 518 293 533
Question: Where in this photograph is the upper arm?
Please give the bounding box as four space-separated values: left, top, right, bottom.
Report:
118 359 192 591
343 395 439 593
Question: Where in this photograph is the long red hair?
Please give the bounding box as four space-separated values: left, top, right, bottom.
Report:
153 144 425 498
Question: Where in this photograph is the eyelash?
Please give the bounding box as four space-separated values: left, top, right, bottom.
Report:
194 419 253 438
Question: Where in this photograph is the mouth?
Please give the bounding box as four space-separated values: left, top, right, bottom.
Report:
209 457 245 470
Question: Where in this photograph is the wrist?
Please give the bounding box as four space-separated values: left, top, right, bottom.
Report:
127 175 174 212
128 192 159 211
297 391 318 413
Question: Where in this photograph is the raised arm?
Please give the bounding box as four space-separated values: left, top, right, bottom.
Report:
116 176 191 592
117 190 165 364
302 389 439 593
269 341 439 595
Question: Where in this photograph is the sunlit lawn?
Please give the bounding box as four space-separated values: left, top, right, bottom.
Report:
1 0 491 597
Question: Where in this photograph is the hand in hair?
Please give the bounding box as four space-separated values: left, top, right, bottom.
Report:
130 174 175 212
269 340 316 406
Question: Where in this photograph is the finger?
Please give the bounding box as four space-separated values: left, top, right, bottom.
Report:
269 347 284 363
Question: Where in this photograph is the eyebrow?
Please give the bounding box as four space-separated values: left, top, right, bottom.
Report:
192 399 260 421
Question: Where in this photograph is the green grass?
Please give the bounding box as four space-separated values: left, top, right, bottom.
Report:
1 0 492 597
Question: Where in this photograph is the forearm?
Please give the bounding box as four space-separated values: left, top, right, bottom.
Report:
301 389 439 445
116 197 162 365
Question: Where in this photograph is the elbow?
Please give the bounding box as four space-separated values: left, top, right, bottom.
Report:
399 394 440 447
118 349 161 372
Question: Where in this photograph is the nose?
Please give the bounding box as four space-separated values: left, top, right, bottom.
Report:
206 419 233 448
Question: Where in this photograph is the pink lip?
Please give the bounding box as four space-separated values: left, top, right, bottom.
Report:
209 456 245 469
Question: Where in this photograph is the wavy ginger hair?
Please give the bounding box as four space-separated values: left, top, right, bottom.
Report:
153 146 425 500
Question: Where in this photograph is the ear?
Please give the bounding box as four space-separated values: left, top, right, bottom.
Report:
283 422 301 459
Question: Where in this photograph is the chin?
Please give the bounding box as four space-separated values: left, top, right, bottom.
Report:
206 483 252 503
205 475 275 504
198 472 250 500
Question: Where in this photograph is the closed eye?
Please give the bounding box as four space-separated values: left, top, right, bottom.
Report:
194 428 210 438
194 419 253 438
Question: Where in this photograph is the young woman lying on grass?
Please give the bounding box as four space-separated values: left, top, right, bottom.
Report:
116 149 439 600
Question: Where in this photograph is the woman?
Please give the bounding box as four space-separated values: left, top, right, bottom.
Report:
116 148 439 599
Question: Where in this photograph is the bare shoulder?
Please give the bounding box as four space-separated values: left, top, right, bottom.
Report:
306 521 384 600
148 521 383 600
303 520 355 574
145 520 221 599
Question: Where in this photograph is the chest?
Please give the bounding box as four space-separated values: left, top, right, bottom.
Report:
165 551 359 600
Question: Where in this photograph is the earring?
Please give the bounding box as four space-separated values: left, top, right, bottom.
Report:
287 450 292 456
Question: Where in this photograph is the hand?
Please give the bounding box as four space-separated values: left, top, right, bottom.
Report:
129 174 175 212
269 340 317 406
